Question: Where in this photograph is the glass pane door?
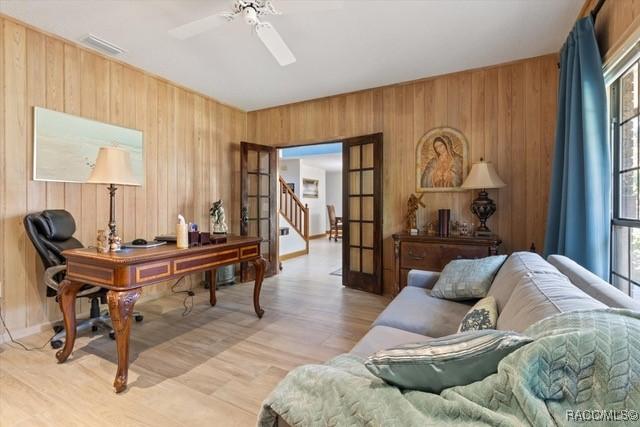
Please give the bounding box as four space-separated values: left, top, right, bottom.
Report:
241 142 277 280
342 134 383 294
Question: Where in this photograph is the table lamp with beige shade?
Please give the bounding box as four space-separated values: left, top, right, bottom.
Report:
87 146 140 249
461 159 506 237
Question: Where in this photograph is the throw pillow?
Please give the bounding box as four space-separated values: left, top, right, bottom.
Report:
364 330 532 393
458 296 498 332
431 255 507 300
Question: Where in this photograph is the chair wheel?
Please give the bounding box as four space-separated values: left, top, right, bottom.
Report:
91 325 98 332
51 340 63 349
109 331 116 340
134 314 144 322
53 325 64 333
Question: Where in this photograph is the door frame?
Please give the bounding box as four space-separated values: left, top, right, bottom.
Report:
275 133 383 294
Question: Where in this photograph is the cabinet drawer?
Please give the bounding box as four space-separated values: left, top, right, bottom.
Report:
439 244 489 266
400 242 441 270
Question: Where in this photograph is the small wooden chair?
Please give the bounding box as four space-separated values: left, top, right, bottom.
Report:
327 205 342 242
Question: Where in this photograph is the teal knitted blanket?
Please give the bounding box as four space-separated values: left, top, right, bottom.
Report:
258 309 640 426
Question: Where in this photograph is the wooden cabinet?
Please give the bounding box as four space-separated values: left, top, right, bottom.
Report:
393 232 502 294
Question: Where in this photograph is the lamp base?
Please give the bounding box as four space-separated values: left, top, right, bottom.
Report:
470 189 496 237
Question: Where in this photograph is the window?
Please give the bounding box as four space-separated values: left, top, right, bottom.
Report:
611 59 640 299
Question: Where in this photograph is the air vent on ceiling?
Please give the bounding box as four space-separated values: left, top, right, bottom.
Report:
81 34 126 56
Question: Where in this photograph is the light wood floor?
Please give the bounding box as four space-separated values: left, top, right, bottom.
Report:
0 239 389 426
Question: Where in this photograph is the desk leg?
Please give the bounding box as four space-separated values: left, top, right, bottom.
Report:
55 279 85 363
107 288 142 393
253 257 266 318
209 269 217 306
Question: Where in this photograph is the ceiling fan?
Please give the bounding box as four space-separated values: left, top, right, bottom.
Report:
168 0 343 67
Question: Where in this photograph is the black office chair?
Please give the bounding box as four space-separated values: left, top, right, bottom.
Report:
24 210 143 349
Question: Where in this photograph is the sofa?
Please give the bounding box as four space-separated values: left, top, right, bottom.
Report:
351 251 640 357
269 252 640 426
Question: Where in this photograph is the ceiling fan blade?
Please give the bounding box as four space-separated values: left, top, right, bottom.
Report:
255 22 296 66
168 12 234 40
275 0 344 15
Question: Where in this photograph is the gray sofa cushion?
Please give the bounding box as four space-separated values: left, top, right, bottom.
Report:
497 271 606 332
488 251 562 312
547 254 640 310
351 325 429 358
372 286 471 337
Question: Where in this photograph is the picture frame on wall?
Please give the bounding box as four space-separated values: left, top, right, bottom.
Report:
416 126 469 192
33 107 144 184
302 178 319 198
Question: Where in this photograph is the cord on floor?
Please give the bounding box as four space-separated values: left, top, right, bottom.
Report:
0 306 56 351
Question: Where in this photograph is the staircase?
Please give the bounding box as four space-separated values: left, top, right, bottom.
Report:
279 176 309 255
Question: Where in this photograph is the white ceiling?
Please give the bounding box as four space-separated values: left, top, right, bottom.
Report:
0 0 584 111
300 153 342 172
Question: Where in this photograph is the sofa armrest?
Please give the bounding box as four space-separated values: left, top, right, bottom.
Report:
407 270 440 289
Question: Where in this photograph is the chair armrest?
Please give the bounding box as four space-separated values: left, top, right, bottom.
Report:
44 265 102 297
44 265 67 291
407 270 440 289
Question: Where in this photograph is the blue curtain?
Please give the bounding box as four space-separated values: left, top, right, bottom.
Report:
544 15 610 279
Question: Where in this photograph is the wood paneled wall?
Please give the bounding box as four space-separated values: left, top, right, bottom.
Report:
582 0 640 62
248 54 559 295
0 16 246 337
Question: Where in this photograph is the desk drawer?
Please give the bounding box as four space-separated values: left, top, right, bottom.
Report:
400 242 441 270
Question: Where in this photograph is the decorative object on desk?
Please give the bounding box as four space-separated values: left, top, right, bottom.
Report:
33 107 143 183
302 178 319 198
188 231 200 247
405 193 425 231
176 214 189 249
461 158 506 237
96 229 109 253
416 127 468 192
199 233 211 245
210 234 228 244
109 234 122 252
210 199 228 234
438 209 450 237
87 146 141 251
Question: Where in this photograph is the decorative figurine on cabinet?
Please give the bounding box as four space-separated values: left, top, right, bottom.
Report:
406 193 425 233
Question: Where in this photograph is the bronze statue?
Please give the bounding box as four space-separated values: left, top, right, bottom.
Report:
406 193 426 230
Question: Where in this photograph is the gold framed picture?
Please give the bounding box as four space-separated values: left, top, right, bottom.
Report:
416 127 469 192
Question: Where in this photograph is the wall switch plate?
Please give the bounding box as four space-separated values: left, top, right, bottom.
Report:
0 280 3 299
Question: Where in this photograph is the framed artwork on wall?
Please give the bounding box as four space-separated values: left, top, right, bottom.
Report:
33 107 144 184
416 127 469 192
302 178 319 198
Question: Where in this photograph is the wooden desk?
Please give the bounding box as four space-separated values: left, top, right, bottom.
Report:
58 236 266 393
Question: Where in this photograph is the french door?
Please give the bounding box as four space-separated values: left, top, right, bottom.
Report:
240 142 278 281
342 133 383 294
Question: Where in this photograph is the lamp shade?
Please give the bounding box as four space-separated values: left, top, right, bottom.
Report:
87 146 139 186
461 160 506 190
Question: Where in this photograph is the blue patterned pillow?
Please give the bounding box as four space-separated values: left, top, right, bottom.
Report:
365 330 532 393
431 255 507 300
